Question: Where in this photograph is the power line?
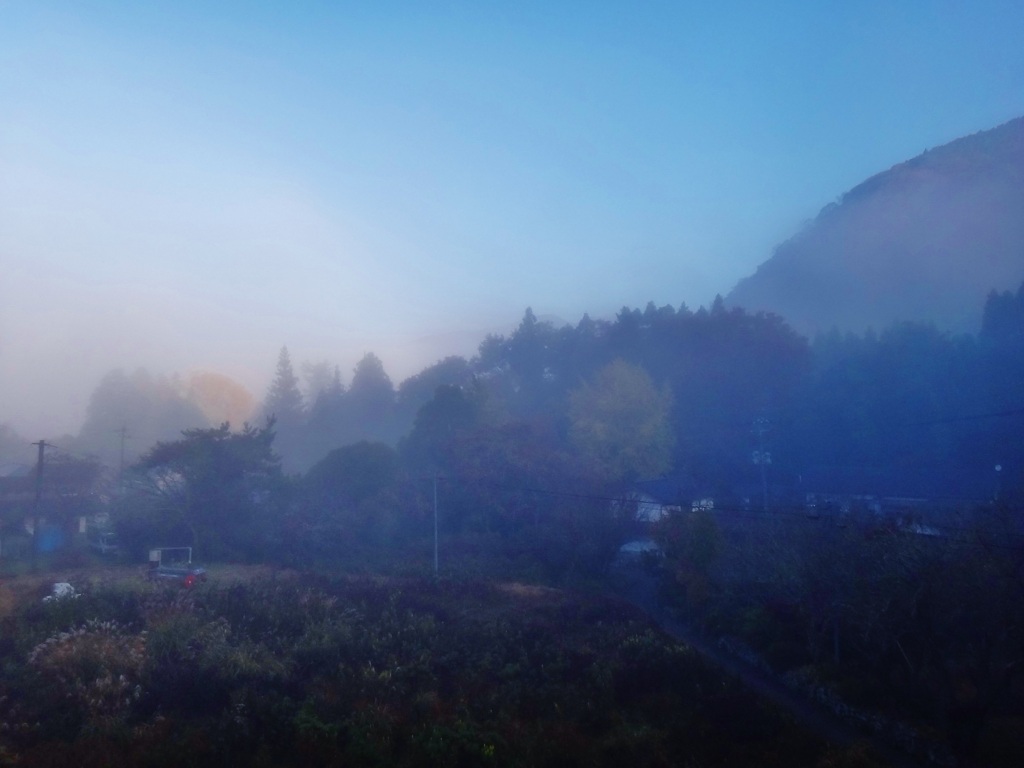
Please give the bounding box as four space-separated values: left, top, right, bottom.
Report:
406 474 1024 551
901 406 1024 428
114 424 131 478
422 473 1024 518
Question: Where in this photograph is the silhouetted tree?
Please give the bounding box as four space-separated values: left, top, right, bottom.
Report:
481 308 563 417
395 356 473 433
302 441 402 546
302 365 347 464
261 347 307 470
400 384 483 473
130 421 286 560
301 360 339 406
346 352 397 442
263 347 305 426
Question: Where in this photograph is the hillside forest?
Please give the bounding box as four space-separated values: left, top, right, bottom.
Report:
17 279 1021 505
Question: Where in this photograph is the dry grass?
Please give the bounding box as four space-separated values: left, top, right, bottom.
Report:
0 562 289 617
0 583 15 618
495 581 566 602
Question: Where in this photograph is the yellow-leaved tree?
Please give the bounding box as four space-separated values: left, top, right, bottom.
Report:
568 359 674 484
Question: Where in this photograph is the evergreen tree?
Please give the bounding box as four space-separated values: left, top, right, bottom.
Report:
348 353 397 442
132 421 285 560
305 365 347 460
264 347 305 426
261 347 307 470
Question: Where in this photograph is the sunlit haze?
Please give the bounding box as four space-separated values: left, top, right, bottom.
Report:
2 1 1023 437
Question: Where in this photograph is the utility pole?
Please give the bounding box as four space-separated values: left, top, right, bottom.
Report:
752 416 771 512
114 425 130 494
433 475 439 576
116 425 129 477
31 440 45 571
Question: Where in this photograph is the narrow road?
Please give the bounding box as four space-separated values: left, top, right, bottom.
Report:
610 565 927 768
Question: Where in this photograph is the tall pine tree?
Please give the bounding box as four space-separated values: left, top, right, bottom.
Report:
263 347 305 431
261 347 307 470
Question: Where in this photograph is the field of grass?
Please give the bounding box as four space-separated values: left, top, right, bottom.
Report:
0 564 854 767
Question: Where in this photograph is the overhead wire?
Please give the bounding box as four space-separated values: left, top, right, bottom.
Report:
410 473 1024 550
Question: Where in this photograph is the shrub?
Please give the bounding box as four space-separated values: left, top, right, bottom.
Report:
27 619 145 733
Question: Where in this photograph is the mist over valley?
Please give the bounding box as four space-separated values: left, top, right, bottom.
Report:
2 4 1024 766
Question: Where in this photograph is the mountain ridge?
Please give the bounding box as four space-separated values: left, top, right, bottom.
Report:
726 117 1024 335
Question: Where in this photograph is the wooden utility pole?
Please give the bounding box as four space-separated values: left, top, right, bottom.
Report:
114 425 130 494
31 440 45 571
752 417 771 511
116 425 129 477
433 476 439 576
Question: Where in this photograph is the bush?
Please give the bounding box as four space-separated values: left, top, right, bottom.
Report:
27 619 145 734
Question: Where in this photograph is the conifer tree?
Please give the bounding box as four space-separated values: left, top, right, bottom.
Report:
347 352 396 442
264 346 305 427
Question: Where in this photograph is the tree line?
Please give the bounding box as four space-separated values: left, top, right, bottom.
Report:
3 282 1023 573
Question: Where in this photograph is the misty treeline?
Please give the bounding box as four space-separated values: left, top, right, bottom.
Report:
4 282 1024 569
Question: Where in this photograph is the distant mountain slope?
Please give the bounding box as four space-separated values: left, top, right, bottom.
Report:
727 117 1024 335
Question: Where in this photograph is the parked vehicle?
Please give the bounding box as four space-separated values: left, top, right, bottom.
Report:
146 547 207 587
148 564 207 586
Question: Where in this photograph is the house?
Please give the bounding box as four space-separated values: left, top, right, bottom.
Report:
610 474 711 536
0 457 110 558
613 491 678 523
0 464 35 557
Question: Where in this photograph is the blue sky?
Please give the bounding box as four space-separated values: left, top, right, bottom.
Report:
2 1 1023 436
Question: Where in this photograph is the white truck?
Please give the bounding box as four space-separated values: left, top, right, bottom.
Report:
147 547 207 587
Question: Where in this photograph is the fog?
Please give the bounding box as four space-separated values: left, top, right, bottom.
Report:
4 3 1023 440
4 7 1024 764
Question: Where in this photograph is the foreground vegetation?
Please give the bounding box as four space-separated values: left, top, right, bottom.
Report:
655 505 1024 767
0 571 851 767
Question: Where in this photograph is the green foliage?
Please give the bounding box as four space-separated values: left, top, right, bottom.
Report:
656 505 1024 765
655 509 722 607
569 360 674 484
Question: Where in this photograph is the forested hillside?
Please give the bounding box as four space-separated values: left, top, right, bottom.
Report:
728 117 1024 334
